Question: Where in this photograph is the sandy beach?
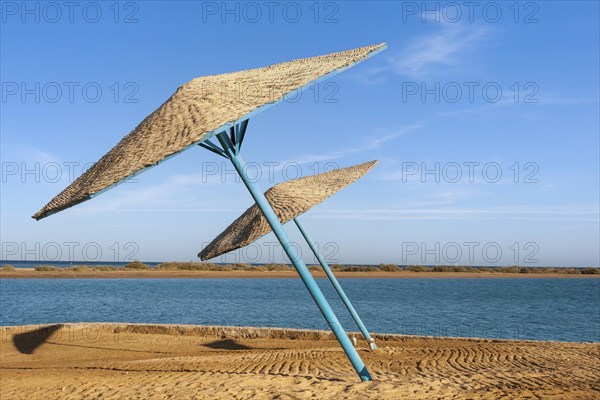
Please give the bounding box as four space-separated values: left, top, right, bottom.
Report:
1 268 598 279
1 323 598 399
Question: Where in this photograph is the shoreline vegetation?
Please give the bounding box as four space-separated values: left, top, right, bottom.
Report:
0 261 598 278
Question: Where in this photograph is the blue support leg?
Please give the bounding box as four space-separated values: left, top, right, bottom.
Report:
215 131 372 382
293 217 377 351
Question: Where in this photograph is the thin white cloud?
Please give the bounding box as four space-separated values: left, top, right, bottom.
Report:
1 144 59 164
376 168 537 186
437 91 599 119
76 171 240 213
352 21 489 84
529 92 599 106
308 206 600 221
282 123 423 165
391 23 488 78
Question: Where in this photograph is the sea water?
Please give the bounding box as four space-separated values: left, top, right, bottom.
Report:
1 278 598 342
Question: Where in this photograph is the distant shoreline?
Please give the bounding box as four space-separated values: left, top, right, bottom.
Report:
2 261 598 279
1 268 598 279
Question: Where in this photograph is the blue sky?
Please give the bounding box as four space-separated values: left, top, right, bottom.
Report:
1 1 598 266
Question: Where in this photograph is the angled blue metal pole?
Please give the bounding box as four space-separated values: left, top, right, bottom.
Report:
214 129 372 382
293 217 377 351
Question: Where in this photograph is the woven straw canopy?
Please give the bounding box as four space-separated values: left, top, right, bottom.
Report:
199 160 377 260
32 44 386 220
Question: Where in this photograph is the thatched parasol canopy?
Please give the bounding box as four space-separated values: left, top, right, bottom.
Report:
32 44 386 220
199 160 377 260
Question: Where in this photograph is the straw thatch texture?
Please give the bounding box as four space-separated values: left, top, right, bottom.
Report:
199 160 377 260
32 44 386 220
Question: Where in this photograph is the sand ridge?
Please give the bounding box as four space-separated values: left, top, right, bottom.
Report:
1 323 598 399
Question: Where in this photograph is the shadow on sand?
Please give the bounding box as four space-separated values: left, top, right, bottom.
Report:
203 338 253 350
13 324 63 354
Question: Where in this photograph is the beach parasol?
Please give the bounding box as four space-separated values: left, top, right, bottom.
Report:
200 160 378 350
33 43 387 381
33 44 385 221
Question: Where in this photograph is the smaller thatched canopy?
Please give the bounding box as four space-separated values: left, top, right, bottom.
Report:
199 160 377 260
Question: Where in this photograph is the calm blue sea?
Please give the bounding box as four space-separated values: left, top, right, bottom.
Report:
1 278 598 342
